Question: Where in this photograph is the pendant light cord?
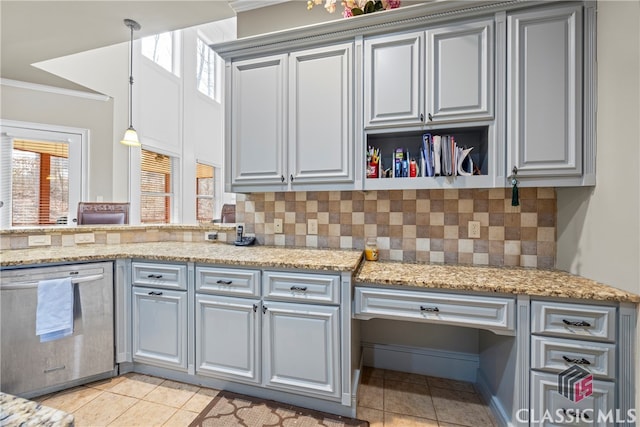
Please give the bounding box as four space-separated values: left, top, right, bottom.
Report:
128 23 134 129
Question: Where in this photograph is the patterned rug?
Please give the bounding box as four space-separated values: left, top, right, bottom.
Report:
189 390 368 427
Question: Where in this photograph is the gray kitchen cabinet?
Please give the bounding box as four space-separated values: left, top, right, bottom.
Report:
131 261 188 371
225 43 354 192
426 18 494 123
288 43 353 188
262 301 340 398
195 294 260 383
364 31 424 128
228 54 287 190
507 4 588 184
195 265 343 400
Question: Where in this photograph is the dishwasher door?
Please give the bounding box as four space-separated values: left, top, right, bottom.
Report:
1 261 115 397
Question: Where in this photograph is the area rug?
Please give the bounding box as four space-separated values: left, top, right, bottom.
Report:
189 390 368 427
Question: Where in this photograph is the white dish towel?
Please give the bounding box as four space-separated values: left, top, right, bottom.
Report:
36 277 74 342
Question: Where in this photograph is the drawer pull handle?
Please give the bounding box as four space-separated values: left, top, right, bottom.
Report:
216 280 233 285
562 409 590 420
44 365 66 373
148 291 163 296
290 285 308 292
562 319 591 327
147 274 163 279
562 356 591 365
420 306 439 312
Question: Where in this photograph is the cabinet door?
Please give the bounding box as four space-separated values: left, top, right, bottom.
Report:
507 5 582 178
530 371 615 426
364 31 424 128
195 294 260 384
132 286 187 370
230 55 287 187
263 301 340 398
426 19 494 123
289 43 353 185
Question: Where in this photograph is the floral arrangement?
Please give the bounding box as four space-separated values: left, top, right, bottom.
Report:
307 0 401 18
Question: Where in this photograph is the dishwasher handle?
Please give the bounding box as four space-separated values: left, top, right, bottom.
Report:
1 274 105 290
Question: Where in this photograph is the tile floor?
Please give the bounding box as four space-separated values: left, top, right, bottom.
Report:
35 368 496 427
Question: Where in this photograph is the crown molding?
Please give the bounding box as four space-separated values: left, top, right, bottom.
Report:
0 78 111 102
228 0 290 13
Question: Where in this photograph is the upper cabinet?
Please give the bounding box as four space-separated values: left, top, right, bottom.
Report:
426 19 494 123
364 18 494 129
215 1 595 192
364 31 424 128
507 4 595 186
229 55 287 189
226 43 354 193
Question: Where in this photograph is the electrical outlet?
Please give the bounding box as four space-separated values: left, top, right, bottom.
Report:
307 219 318 235
468 221 481 239
205 231 218 241
274 218 283 234
74 233 95 244
28 235 51 247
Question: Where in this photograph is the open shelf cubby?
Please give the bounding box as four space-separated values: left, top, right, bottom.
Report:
364 125 493 190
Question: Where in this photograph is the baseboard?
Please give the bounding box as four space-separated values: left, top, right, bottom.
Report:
476 369 512 427
361 342 479 383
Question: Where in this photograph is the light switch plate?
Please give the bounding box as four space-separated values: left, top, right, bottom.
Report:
468 221 481 239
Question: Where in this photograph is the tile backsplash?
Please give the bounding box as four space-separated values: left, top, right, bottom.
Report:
237 187 556 268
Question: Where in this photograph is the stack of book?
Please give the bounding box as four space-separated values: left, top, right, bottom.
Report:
420 133 474 177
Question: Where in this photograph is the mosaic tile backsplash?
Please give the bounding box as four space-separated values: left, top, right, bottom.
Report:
236 187 556 268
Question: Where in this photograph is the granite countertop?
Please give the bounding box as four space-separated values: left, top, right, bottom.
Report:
355 261 640 303
0 242 363 272
0 392 74 427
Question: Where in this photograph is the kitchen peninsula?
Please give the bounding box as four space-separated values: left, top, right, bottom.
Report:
1 224 638 426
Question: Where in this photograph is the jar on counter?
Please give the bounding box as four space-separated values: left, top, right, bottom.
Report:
364 238 378 261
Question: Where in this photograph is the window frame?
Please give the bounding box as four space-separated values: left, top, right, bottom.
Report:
141 30 182 77
195 161 215 223
196 35 222 103
0 120 88 229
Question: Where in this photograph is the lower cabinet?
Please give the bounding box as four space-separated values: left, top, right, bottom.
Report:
195 266 342 400
263 301 340 398
132 286 188 370
195 294 260 383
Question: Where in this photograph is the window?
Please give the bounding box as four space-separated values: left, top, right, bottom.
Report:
141 149 173 224
196 37 221 102
142 31 180 75
196 163 215 222
0 123 85 229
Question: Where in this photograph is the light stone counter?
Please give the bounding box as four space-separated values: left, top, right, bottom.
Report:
355 260 640 303
0 392 74 427
0 241 363 272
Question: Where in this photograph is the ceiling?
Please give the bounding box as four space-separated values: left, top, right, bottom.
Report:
0 1 241 91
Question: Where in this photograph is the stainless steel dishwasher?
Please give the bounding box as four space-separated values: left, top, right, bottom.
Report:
1 261 116 398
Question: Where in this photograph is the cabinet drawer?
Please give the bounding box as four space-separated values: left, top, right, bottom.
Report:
530 371 615 426
132 262 187 290
531 336 616 380
531 301 616 342
354 287 515 333
196 266 260 297
263 271 340 304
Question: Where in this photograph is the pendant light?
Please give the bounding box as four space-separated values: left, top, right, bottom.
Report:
120 18 142 147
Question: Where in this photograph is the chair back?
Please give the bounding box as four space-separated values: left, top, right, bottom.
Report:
77 202 130 225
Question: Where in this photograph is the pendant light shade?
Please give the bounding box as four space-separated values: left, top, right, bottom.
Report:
120 18 141 147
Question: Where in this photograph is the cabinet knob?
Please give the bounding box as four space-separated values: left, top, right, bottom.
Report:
562 319 591 327
216 279 233 285
290 174 294 182
428 113 433 121
290 285 308 292
262 305 268 314
420 306 439 312
281 175 285 183
420 113 424 122
562 356 591 365
253 303 258 313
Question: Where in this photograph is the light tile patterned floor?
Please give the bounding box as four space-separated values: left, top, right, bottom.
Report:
36 368 496 426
